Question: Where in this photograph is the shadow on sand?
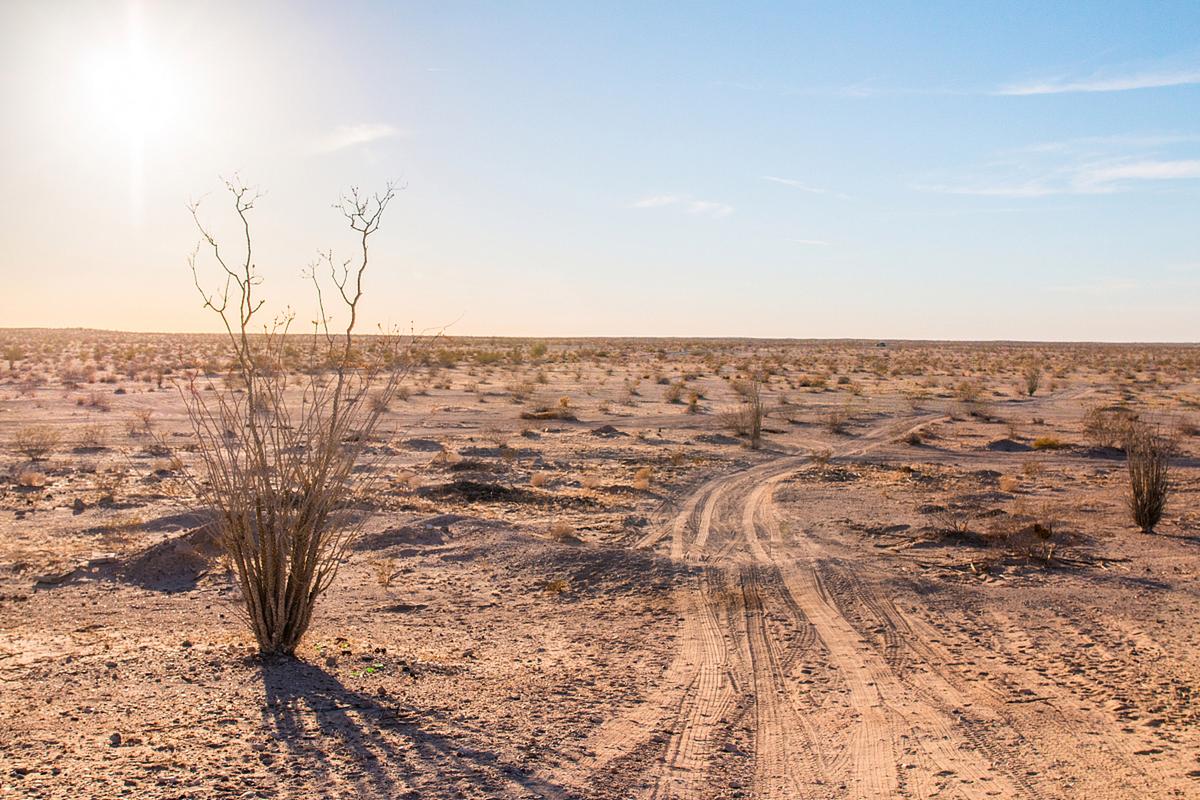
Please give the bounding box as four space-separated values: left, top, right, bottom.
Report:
260 657 571 799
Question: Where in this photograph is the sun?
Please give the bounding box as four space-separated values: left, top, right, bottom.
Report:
84 38 175 144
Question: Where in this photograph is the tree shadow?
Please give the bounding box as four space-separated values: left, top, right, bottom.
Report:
260 657 572 799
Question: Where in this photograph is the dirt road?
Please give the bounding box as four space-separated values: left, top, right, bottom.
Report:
576 408 1200 799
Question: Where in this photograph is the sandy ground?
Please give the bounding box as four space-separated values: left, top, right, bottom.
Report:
2 332 1200 798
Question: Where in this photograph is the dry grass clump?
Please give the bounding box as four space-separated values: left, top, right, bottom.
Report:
548 521 579 544
520 396 577 421
825 403 852 434
1082 404 1137 449
530 471 550 488
986 502 1060 562
1127 424 1172 533
76 423 108 450
720 378 764 448
17 469 48 488
1031 436 1067 450
632 466 653 490
372 557 400 589
13 426 60 461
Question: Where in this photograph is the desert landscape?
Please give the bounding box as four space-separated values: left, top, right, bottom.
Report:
3 330 1199 798
4 3 1200 798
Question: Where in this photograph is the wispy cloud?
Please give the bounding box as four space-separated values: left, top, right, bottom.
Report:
761 176 827 193
1082 159 1200 184
929 158 1200 197
787 238 830 246
998 68 1200 96
761 175 852 200
630 194 733 218
631 194 684 209
312 123 401 154
922 128 1200 198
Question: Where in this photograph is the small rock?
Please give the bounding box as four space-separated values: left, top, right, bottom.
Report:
109 732 122 747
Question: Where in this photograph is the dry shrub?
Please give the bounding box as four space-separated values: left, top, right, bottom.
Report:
720 378 764 448
13 426 60 461
181 179 411 656
1031 436 1066 450
1127 424 1171 533
530 471 550 488
632 466 653 490
393 470 421 491
85 391 112 411
985 502 1059 561
372 558 399 589
480 425 509 449
549 521 578 543
76 423 108 450
999 475 1021 493
825 403 852 434
520 395 577 421
1082 404 1137 449
542 577 570 595
1021 361 1042 397
17 470 47 488
94 467 126 501
934 509 972 536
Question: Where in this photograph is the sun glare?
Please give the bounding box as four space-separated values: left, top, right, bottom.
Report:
77 5 183 222
84 43 173 142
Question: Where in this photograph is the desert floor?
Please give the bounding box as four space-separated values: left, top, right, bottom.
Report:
2 331 1200 799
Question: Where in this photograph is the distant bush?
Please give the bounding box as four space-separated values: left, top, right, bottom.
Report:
1082 404 1137 449
1127 424 1172 533
13 426 60 461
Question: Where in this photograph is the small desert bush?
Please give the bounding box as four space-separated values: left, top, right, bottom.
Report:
530 471 550 488
720 378 764 448
632 466 653 490
549 521 577 543
372 558 399 589
1031 436 1066 450
1082 404 1137 449
1127 424 1171 533
17 469 47 488
825 404 851 434
1021 362 1042 397
13 426 60 461
76 423 108 450
84 391 112 411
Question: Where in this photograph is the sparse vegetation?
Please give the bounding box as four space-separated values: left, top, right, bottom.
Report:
13 426 60 461
180 179 409 656
1127 423 1172 533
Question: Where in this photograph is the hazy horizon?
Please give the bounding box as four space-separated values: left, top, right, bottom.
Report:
2 1 1198 340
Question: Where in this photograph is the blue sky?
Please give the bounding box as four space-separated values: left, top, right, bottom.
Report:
1 1 1198 339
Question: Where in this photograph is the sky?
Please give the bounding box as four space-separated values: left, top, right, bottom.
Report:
0 1 1198 341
